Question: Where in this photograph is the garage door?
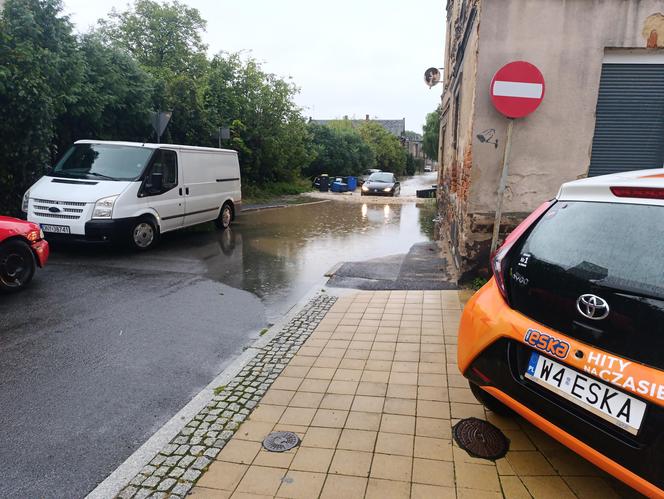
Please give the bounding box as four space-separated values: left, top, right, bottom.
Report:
588 63 664 177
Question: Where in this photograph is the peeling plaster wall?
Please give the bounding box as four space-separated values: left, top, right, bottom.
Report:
470 0 664 215
441 0 664 277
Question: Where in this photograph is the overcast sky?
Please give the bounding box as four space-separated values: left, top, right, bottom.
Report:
63 0 445 133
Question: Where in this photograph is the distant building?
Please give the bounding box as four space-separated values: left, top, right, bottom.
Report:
311 115 406 137
438 0 664 278
403 132 424 159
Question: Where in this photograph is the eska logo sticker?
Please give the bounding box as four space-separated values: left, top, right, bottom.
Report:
524 328 570 359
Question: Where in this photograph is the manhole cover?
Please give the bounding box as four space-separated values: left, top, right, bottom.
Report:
262 431 300 452
453 417 510 460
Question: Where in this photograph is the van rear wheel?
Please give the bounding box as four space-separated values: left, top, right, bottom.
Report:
215 203 233 230
129 218 158 250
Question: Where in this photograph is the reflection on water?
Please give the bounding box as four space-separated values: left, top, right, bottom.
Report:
187 201 431 320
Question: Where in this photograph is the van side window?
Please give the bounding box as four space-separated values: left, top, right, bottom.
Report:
144 149 178 195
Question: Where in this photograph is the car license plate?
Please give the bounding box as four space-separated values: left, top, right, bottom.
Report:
41 224 70 234
525 352 646 435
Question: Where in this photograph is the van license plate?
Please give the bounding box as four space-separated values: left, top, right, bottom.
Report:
525 352 646 435
41 224 70 234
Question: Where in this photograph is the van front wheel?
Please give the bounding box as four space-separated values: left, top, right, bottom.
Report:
215 203 233 230
129 218 158 250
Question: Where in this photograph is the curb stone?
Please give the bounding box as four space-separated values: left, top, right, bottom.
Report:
115 294 336 498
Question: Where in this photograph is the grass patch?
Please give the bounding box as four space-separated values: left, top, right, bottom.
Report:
213 385 226 395
259 328 269 336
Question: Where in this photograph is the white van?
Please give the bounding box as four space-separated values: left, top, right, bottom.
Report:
23 140 241 250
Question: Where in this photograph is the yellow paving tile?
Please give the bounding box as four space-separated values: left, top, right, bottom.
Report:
416 417 451 439
506 450 557 475
271 377 303 391
252 448 295 468
300 427 341 449
298 378 330 393
329 449 373 477
311 408 348 428
387 384 418 399
261 389 295 406
319 475 367 499
327 380 358 395
189 487 232 498
370 453 412 481
499 476 531 498
197 461 248 491
356 381 388 397
279 407 316 426
215 439 261 465
454 461 501 492
345 411 382 431
248 404 286 423
412 458 455 487
414 436 453 461
319 393 354 410
383 397 417 416
337 428 378 452
520 476 577 499
235 465 285 496
351 395 385 413
365 478 410 499
411 483 456 498
380 414 416 434
374 431 414 456
235 421 275 442
277 470 326 498
289 446 334 473
563 476 623 499
417 400 450 419
288 391 324 409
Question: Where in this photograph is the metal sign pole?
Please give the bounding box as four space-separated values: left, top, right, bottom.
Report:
490 118 514 255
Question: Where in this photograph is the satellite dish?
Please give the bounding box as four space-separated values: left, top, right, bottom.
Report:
424 67 441 88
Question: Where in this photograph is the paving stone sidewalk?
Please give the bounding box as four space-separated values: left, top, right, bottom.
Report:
116 294 337 499
183 290 639 499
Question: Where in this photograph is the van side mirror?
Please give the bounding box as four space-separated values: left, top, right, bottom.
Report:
147 172 163 194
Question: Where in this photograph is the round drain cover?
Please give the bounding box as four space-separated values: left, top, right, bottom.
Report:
262 431 300 452
453 417 510 460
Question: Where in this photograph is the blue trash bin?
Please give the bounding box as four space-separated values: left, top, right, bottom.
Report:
347 176 357 191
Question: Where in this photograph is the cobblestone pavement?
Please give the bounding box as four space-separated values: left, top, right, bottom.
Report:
116 294 337 499
184 290 640 499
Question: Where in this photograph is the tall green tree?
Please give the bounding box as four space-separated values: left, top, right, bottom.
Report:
98 0 210 143
305 124 375 178
204 53 312 184
357 122 407 175
423 107 441 160
0 0 82 214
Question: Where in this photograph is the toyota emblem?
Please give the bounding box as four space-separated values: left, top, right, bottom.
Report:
576 294 609 320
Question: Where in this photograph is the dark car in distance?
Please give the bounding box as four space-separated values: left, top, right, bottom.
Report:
361 172 400 196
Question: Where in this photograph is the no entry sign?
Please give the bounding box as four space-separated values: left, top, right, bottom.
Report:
490 61 545 119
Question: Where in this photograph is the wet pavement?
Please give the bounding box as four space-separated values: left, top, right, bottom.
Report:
0 174 444 498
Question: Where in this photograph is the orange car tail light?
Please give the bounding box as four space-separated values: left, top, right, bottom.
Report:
491 200 554 302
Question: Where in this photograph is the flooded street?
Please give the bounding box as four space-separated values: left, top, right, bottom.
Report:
0 173 441 498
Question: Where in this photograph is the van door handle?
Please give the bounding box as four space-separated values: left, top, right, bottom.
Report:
185 187 190 195
179 188 183 195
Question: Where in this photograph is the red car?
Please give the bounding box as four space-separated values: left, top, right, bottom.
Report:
0 216 49 292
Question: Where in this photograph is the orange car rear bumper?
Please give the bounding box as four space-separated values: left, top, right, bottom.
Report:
458 278 664 498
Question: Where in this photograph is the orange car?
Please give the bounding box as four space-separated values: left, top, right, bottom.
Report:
459 170 664 497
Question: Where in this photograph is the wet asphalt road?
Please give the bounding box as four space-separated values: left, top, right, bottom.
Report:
0 172 440 498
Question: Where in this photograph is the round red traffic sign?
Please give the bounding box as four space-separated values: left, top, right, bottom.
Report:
490 61 545 119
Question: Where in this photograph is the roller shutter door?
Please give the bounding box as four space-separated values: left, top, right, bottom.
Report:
588 63 664 177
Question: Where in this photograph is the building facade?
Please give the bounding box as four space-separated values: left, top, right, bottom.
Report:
438 0 664 279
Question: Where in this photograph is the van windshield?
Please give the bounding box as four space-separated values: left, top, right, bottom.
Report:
49 144 154 181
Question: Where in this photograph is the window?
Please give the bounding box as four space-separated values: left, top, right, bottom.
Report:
143 149 178 195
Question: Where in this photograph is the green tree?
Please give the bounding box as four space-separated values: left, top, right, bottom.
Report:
204 53 313 184
423 108 441 160
305 123 375 178
98 0 208 80
357 122 407 175
0 0 82 214
56 34 155 148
